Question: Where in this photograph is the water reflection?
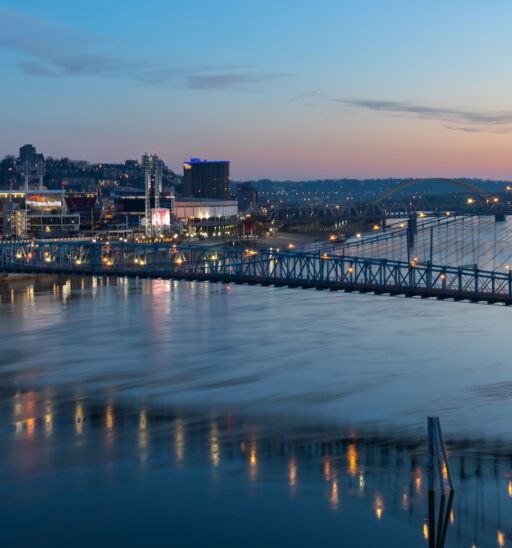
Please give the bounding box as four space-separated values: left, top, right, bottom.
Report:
4 393 512 547
3 277 512 546
175 418 184 464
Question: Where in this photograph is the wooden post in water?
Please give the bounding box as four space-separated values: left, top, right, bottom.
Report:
427 416 455 548
427 416 436 548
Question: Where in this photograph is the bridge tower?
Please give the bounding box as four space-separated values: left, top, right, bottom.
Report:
406 216 417 263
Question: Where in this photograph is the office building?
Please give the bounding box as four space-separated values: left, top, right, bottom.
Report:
183 158 230 200
18 144 45 189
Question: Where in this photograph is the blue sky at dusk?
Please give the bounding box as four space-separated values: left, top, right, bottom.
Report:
2 0 512 180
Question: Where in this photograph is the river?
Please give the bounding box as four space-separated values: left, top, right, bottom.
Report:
0 276 511 547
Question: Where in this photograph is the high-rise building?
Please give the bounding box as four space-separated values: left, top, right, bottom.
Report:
183 158 230 200
18 144 45 189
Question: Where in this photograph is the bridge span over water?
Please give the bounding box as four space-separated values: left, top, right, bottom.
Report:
1 239 512 306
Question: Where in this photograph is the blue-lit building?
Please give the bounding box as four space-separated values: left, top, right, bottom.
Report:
183 158 230 200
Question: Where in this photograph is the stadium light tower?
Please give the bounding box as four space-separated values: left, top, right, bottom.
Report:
142 153 163 237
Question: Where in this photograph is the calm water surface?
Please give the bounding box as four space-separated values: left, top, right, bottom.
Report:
1 276 512 547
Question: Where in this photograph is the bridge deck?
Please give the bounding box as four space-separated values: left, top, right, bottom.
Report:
1 241 511 306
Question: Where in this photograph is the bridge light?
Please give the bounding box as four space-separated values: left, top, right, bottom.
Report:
321 253 329 260
418 212 426 218
494 197 499 203
507 186 511 191
467 198 474 204
373 224 380 230
445 211 451 216
399 223 405 228
329 234 337 241
356 233 362 238
288 243 295 249
347 266 353 273
440 273 446 280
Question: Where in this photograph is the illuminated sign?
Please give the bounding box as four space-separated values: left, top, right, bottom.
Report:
26 195 62 208
151 208 170 227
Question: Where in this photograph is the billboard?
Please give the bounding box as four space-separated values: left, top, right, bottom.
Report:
151 208 170 228
26 195 62 208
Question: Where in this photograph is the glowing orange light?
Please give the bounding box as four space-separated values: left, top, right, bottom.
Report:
323 456 331 481
423 522 429 540
498 530 505 547
289 458 297 487
249 444 257 481
374 494 384 520
330 481 339 509
106 405 114 431
26 417 36 436
347 443 357 477
415 469 422 494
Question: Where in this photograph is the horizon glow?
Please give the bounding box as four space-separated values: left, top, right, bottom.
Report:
1 0 512 181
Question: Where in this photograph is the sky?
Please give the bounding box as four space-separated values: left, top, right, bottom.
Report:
1 0 512 180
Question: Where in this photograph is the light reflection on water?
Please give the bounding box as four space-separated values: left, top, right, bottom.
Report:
3 393 512 547
1 276 512 546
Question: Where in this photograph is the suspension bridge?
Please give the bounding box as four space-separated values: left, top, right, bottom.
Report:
2 216 512 305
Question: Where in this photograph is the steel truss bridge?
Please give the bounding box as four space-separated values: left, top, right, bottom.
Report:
2 238 512 305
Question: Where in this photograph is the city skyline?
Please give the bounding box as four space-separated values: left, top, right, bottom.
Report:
2 1 512 180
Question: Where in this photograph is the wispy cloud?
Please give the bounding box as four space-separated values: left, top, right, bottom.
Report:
334 98 512 133
290 88 322 103
0 8 288 91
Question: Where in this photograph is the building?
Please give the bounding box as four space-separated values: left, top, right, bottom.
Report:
175 198 238 237
18 144 45 189
183 158 230 200
0 190 80 238
236 182 258 211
